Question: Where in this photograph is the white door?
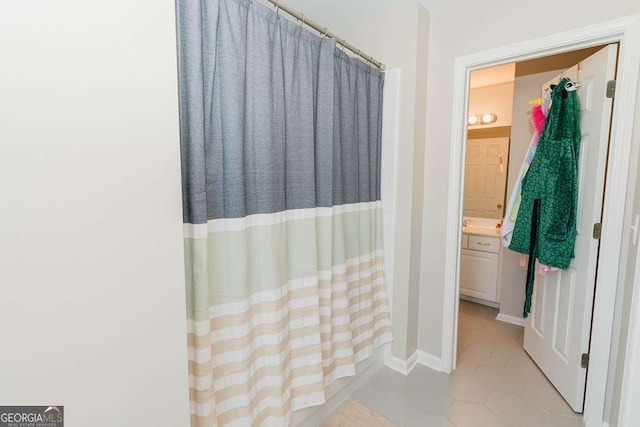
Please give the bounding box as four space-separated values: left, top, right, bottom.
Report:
523 44 617 412
464 137 510 219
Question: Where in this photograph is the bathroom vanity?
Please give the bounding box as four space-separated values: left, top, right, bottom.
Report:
460 218 502 306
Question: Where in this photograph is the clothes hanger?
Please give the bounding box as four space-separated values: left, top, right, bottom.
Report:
550 80 580 99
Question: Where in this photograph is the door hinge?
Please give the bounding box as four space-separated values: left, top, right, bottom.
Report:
606 80 616 98
581 353 589 369
593 223 602 240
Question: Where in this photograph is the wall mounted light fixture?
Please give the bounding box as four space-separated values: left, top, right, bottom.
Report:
468 113 497 126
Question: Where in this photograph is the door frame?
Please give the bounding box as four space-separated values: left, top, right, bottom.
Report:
441 15 640 427
618 240 640 427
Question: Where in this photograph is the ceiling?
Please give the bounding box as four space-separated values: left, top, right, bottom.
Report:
514 46 604 76
469 63 515 89
469 45 607 89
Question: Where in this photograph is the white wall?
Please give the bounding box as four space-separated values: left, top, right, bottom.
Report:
468 82 514 129
417 0 640 358
407 3 431 358
0 1 190 426
285 0 429 360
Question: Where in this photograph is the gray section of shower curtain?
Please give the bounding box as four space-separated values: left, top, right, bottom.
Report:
176 0 384 224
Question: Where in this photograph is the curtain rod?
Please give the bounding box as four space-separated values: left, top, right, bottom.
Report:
265 0 386 71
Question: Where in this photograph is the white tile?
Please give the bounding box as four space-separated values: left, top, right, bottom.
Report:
485 323 524 344
457 327 488 344
355 387 412 424
458 312 489 329
459 300 499 320
455 340 517 374
443 373 491 403
366 367 409 391
545 413 583 427
404 409 455 427
409 364 450 383
400 377 455 415
504 352 551 388
457 335 470 354
447 401 508 427
465 326 522 348
486 391 547 427
455 347 483 374
474 364 527 394
505 350 541 372
522 380 578 417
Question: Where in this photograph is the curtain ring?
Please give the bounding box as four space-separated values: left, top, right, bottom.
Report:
322 27 328 38
299 13 305 26
275 0 280 17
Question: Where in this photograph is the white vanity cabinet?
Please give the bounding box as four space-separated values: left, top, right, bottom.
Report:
460 234 500 303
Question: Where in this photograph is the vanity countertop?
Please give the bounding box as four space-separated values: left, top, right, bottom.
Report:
462 225 501 237
462 217 502 238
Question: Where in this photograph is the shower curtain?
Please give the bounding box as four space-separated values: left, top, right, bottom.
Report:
177 0 392 425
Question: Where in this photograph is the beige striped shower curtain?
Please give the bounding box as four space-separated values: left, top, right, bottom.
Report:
177 0 393 425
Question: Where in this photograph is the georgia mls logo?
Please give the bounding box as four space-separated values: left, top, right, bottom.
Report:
0 405 64 427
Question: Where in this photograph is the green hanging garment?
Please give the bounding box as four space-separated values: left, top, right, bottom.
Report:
509 77 581 317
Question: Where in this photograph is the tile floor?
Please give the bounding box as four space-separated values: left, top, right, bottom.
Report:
329 300 583 427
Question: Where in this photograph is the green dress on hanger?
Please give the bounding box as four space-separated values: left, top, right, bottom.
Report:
509 77 581 317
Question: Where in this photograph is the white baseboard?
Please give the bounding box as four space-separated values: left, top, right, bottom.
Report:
407 350 419 373
460 294 500 309
385 349 418 375
496 313 525 327
384 346 446 375
385 354 408 375
417 350 446 372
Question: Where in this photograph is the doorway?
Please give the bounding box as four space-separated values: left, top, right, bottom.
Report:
441 18 640 427
457 44 617 419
